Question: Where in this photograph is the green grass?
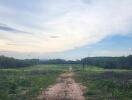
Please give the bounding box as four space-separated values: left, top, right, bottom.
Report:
1 64 132 100
75 66 132 100
0 64 67 100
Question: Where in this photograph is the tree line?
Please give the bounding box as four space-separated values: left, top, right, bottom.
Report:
39 59 80 64
0 56 39 68
81 55 132 69
0 55 132 69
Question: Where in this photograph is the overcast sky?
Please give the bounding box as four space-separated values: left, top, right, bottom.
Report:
0 0 132 59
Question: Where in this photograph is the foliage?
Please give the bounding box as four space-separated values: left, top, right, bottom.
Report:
0 55 39 68
0 55 132 69
0 65 63 100
75 68 132 100
81 55 132 69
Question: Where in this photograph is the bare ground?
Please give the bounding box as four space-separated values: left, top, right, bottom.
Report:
38 72 85 100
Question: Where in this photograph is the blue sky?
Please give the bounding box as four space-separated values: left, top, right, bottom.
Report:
0 0 132 59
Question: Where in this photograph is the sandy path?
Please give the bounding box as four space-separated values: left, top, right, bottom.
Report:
38 72 85 100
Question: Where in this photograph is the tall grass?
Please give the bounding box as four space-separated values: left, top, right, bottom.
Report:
0 64 64 100
75 67 132 100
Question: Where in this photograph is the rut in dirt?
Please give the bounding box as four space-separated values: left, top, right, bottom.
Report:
38 72 85 100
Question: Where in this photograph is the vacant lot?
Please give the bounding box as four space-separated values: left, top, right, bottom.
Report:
0 64 132 100
0 65 65 100
75 67 132 100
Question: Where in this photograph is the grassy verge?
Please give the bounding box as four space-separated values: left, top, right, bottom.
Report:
0 64 65 100
75 66 132 100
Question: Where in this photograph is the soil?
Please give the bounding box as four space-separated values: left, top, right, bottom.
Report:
38 72 85 100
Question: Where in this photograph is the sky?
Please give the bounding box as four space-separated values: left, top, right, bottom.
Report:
0 0 132 60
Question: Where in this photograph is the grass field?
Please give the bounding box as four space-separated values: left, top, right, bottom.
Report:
0 64 67 100
75 66 132 100
0 64 132 100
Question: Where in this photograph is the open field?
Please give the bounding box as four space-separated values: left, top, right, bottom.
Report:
75 66 132 100
0 65 66 100
0 64 132 100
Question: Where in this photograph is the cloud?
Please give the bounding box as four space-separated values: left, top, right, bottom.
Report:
0 0 132 53
50 36 60 38
42 0 132 51
0 23 29 34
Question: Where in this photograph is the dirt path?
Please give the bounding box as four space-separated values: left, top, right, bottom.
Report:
38 72 85 100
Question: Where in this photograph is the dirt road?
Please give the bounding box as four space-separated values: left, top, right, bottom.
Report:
38 72 85 100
